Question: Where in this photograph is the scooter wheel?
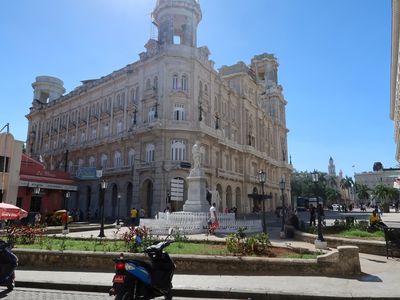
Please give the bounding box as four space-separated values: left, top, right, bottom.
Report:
164 291 173 300
121 292 134 300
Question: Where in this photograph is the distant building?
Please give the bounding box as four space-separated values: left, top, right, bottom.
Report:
25 0 292 219
390 0 400 161
328 157 336 177
354 168 400 191
0 132 23 204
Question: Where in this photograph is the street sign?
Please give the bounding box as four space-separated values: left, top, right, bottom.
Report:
96 169 103 178
170 178 184 201
76 167 98 180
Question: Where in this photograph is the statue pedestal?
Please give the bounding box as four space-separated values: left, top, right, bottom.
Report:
314 239 328 250
183 175 209 212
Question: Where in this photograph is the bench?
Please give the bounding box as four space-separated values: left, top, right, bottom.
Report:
383 227 400 259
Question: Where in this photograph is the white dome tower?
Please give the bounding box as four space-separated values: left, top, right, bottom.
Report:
32 76 65 104
152 0 202 47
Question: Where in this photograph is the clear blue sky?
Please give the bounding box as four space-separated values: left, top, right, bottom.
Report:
0 0 395 178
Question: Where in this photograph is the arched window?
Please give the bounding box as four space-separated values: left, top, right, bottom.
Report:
181 75 188 91
174 104 185 121
103 124 109 137
153 76 158 91
146 78 151 90
171 140 186 161
172 74 178 90
116 120 123 134
130 89 135 104
80 130 86 142
101 154 108 168
146 144 155 162
78 158 84 168
89 156 96 167
135 87 139 101
148 106 156 123
68 160 74 173
128 149 135 166
108 97 112 111
91 127 97 140
116 94 121 108
204 84 208 95
114 151 122 168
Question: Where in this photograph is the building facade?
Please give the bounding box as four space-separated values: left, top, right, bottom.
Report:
391 0 400 161
25 0 292 220
0 132 23 204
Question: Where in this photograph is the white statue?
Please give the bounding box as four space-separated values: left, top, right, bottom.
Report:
192 141 201 169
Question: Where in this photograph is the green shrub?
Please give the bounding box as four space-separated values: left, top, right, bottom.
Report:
226 228 271 256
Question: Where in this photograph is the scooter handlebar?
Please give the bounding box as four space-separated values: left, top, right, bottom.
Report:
144 240 174 255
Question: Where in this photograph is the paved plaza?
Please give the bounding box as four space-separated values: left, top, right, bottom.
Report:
10 211 400 299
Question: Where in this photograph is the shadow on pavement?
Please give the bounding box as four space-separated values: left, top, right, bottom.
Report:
358 273 382 282
0 289 11 298
365 258 387 264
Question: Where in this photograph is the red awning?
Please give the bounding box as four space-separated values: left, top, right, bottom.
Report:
20 174 74 185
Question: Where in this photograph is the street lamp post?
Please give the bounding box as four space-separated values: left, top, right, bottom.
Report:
116 193 121 229
312 170 327 249
279 178 286 238
98 180 108 238
257 170 267 233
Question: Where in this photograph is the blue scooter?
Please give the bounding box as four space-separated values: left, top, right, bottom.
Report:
109 232 175 300
0 240 18 291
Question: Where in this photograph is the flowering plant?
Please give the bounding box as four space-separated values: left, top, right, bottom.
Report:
120 225 155 252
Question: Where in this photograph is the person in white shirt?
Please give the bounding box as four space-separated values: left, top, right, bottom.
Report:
209 203 218 234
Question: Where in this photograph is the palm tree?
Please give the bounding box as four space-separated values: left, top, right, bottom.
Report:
340 176 354 204
355 183 370 206
373 184 392 212
326 187 341 206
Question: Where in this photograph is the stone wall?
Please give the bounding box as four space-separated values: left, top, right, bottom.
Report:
294 230 400 257
14 246 361 276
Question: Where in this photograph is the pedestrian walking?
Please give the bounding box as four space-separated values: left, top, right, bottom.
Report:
130 207 138 226
209 202 219 235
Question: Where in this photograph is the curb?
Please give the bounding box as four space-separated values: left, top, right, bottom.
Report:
15 281 400 300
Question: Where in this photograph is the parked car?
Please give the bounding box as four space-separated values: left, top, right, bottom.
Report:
332 204 340 211
45 210 73 226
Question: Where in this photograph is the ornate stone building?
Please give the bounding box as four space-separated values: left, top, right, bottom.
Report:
25 0 292 219
391 0 400 161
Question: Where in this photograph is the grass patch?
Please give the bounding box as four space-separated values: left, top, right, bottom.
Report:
11 237 315 258
14 238 228 255
14 237 126 252
334 229 384 240
168 242 229 255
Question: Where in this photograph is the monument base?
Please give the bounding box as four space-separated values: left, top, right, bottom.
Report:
183 176 210 212
314 239 328 250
